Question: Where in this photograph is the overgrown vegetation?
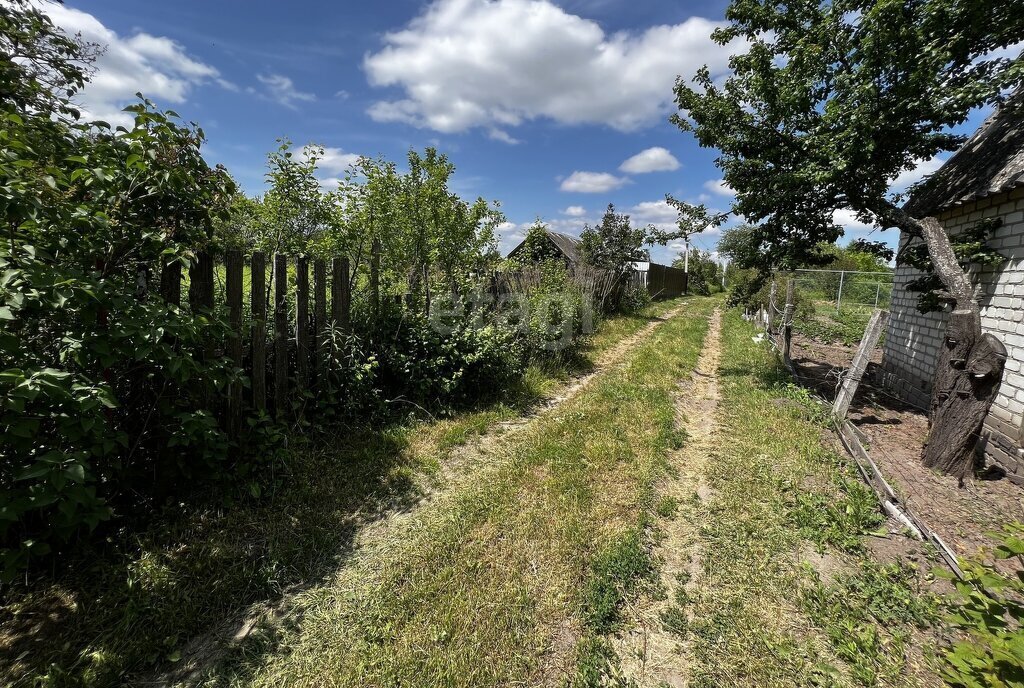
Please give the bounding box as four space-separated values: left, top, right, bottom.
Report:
0 298 689 687
0 0 616 582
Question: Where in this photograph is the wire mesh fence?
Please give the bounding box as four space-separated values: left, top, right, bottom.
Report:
786 269 894 347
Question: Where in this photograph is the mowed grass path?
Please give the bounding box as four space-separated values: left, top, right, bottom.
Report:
1 299 687 688
202 300 716 686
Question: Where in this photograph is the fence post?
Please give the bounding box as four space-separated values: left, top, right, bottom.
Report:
370 238 381 319
188 250 215 367
225 250 244 440
273 253 288 419
783 277 795 365
331 256 350 328
874 281 881 309
295 255 310 397
251 252 267 413
767 279 778 334
313 258 327 391
836 269 845 313
833 309 889 419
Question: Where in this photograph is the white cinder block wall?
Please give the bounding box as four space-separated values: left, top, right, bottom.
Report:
880 185 1024 482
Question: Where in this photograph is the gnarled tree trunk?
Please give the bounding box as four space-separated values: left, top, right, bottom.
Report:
914 216 1008 479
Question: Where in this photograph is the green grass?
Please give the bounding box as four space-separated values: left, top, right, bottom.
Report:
679 309 939 687
0 297 689 688
794 301 882 347
195 298 714 686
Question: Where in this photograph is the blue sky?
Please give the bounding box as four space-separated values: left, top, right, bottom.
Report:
51 0 993 264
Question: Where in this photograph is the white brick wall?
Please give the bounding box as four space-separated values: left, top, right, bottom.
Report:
881 186 1024 481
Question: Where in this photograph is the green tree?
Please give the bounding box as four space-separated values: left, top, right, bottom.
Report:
579 204 649 276
673 248 720 295
0 0 240 578
674 0 1024 477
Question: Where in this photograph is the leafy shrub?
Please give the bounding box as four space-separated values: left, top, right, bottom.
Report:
0 4 278 578
941 523 1024 688
370 311 527 412
618 283 652 314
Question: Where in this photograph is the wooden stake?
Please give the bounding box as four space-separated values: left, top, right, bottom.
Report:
313 258 327 391
331 256 350 329
833 309 888 419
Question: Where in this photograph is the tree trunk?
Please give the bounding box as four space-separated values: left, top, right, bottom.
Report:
914 216 1007 479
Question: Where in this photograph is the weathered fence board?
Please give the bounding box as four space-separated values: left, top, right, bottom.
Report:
273 253 288 418
314 258 327 389
225 250 244 439
251 252 267 412
160 257 181 306
295 256 310 395
332 256 350 328
833 309 889 419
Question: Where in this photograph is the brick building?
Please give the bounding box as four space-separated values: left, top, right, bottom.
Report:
880 94 1024 482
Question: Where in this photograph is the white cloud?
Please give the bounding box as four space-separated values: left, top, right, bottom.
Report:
312 146 361 174
630 199 721 236
889 156 945 193
630 200 678 226
257 73 316 109
43 4 223 127
560 171 628 193
562 205 587 217
619 147 680 174
832 208 875 232
702 179 734 196
488 128 521 145
363 0 737 135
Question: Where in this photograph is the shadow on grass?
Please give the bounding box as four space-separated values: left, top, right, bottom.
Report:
0 421 431 687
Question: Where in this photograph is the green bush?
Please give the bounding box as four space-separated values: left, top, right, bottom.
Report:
618 283 652 314
941 523 1024 688
370 311 527 412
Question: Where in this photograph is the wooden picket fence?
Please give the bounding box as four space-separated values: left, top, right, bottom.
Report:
159 239 386 438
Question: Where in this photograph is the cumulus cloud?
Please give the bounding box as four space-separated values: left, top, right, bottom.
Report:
889 156 945 193
702 179 734 196
832 208 876 232
619 147 680 174
363 0 737 135
314 146 361 174
257 74 316 109
488 128 522 145
562 205 587 217
43 3 224 127
560 171 628 193
631 199 720 236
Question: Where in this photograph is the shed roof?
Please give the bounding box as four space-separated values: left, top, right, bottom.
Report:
544 230 582 263
904 91 1024 217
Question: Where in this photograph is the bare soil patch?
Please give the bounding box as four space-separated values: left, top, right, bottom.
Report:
789 331 1024 573
611 308 722 687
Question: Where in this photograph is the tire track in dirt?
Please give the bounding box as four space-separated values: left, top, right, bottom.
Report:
153 302 691 686
612 307 722 687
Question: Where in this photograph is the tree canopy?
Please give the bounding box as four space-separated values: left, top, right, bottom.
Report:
674 0 1024 272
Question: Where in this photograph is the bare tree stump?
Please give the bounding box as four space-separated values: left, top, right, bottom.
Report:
923 327 1007 480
